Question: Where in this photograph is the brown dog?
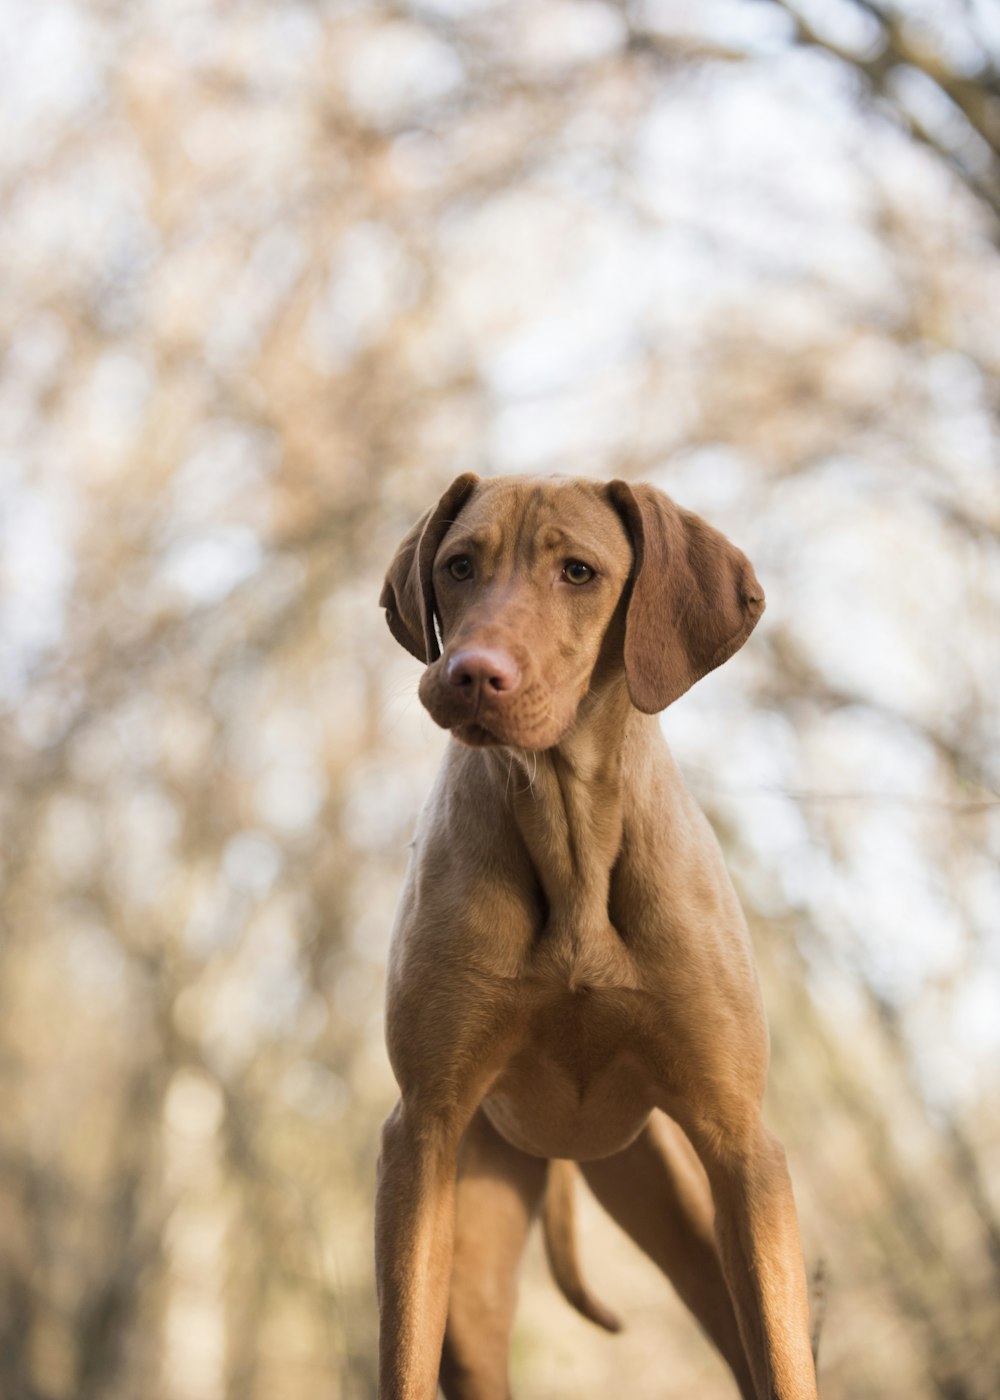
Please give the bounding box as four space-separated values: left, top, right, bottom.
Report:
377 474 818 1400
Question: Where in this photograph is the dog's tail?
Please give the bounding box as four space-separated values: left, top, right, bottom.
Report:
541 1159 622 1333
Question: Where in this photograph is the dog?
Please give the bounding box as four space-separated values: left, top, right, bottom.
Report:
375 473 817 1399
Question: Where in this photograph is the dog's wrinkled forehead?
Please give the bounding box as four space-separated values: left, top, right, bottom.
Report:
438 477 632 573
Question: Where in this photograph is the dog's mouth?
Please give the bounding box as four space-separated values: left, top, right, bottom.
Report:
449 716 568 753
419 665 571 752
452 719 503 748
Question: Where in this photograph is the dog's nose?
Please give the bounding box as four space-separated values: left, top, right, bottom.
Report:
446 648 521 698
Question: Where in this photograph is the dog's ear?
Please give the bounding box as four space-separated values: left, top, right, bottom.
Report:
606 480 765 713
379 473 480 662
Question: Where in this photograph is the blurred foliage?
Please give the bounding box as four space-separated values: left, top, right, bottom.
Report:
0 1 998 1398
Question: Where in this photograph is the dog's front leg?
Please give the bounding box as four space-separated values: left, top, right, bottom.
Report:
375 1098 469 1400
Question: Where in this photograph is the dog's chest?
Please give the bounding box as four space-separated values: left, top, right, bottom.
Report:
483 984 653 1159
526 912 638 992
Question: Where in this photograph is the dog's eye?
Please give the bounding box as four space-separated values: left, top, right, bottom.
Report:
448 556 474 581
562 560 594 585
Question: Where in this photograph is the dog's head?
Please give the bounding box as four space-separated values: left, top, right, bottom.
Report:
380 474 764 751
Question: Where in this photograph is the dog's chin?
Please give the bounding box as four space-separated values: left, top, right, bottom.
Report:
446 717 568 752
451 721 504 748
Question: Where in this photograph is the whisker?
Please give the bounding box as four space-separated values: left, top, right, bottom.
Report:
521 748 537 800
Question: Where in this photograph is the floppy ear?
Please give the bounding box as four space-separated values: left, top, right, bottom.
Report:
607 480 765 713
379 473 480 662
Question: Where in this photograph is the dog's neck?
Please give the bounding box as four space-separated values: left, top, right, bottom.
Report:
479 673 649 985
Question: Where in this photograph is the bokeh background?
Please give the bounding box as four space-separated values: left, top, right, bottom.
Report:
2 1 999 1397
